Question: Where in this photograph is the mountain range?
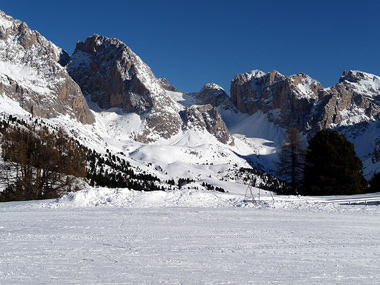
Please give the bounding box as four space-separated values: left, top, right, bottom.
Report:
1 9 380 192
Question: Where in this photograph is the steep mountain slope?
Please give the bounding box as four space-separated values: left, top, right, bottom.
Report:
0 10 94 124
165 83 236 145
68 34 182 143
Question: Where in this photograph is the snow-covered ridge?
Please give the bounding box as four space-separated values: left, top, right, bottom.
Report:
0 10 17 34
340 70 380 97
0 9 94 124
201 82 225 92
246 69 267 80
0 10 64 66
290 73 322 100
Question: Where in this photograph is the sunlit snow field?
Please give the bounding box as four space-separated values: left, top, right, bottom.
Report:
1 188 379 284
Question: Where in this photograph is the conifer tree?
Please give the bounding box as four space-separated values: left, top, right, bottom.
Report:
277 128 306 194
302 129 367 195
368 172 380 193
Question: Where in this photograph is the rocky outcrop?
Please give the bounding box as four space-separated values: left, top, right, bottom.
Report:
315 70 380 129
159 78 180 92
304 71 380 131
231 69 380 133
183 104 234 145
68 34 182 142
189 83 238 112
0 10 94 124
231 70 322 131
231 70 285 114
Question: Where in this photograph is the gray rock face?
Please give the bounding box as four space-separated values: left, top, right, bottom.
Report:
0 10 94 124
189 83 238 112
231 69 380 133
231 70 287 114
68 34 182 142
183 104 234 145
313 71 380 130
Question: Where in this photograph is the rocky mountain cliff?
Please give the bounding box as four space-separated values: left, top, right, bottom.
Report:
68 34 183 142
68 34 234 144
182 104 234 145
231 69 380 134
317 70 380 129
0 10 94 124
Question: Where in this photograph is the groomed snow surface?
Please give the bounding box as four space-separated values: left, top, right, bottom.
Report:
1 187 379 284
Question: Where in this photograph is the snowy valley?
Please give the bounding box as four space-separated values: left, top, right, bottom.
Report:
0 9 380 284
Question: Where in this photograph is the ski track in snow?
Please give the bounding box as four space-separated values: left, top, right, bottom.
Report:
0 190 380 284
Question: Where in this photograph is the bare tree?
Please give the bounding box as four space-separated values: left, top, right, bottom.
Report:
277 128 306 194
0 124 87 201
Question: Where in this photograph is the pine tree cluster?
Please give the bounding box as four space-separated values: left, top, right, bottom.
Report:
86 148 161 191
201 182 225 192
238 167 288 194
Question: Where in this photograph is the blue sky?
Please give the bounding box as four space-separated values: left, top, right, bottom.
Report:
2 0 380 93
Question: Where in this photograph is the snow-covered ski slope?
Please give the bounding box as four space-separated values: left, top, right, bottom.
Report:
1 190 380 284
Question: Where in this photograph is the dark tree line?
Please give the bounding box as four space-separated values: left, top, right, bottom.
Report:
201 182 225 192
238 167 288 193
85 149 162 191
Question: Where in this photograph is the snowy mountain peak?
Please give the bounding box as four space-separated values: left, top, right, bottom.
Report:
201 83 225 92
0 9 17 29
339 70 380 96
182 104 235 145
231 70 287 98
184 82 238 113
231 67 380 134
289 73 323 100
230 69 321 122
247 69 267 79
158 78 180 92
340 70 380 84
231 69 265 87
0 9 94 124
68 34 184 142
